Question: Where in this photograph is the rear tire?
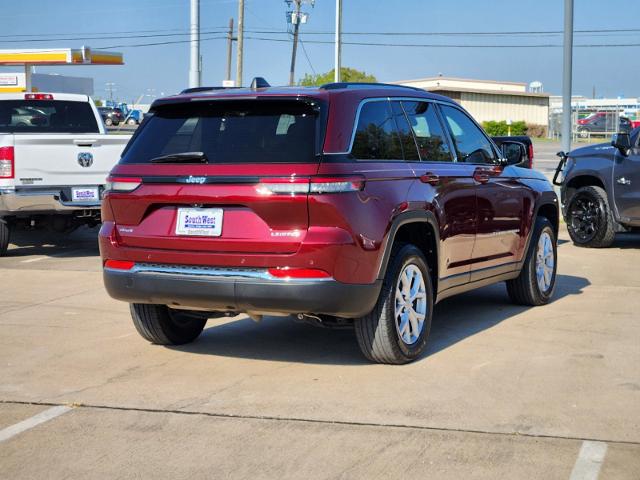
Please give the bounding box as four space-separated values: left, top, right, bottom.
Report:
566 186 616 248
355 244 433 364
0 220 10 256
127 118 137 125
506 217 557 306
130 303 207 345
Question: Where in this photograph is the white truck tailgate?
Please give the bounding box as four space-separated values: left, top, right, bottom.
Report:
13 134 129 186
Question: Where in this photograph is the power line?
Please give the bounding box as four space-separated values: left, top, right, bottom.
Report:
299 38 316 75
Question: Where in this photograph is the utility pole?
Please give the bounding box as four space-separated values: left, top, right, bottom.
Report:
287 0 314 86
288 0 302 86
334 0 342 82
189 0 201 88
561 0 574 153
236 0 245 87
105 82 116 102
226 18 234 84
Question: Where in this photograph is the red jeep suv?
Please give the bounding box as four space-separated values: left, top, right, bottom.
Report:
100 80 559 364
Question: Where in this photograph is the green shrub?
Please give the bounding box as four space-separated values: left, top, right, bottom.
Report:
482 120 528 136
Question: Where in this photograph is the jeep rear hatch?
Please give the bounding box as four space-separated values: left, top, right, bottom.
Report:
107 98 326 255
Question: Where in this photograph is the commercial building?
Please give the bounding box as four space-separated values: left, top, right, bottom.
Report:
391 76 550 130
0 72 94 95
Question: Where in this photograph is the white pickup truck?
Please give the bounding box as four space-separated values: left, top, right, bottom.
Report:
0 92 131 255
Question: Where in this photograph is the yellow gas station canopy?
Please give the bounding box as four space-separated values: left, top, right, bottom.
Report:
0 46 123 66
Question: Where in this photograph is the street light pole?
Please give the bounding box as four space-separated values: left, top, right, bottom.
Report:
226 18 234 83
561 0 574 152
334 0 342 82
189 0 201 88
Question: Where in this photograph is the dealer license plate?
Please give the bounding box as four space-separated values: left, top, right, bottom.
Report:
71 187 99 202
175 208 223 237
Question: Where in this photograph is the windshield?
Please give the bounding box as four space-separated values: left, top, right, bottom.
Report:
120 100 320 164
0 100 99 134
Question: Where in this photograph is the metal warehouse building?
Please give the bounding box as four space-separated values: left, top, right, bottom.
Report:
391 76 550 130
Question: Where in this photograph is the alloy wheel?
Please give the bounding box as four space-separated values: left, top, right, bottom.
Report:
394 264 427 345
535 231 555 293
569 195 601 243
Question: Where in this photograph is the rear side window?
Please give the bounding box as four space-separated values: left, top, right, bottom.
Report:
0 100 99 133
351 100 403 160
120 100 319 164
402 101 452 162
440 105 497 164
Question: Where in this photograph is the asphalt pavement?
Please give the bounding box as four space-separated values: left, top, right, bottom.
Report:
1 225 639 479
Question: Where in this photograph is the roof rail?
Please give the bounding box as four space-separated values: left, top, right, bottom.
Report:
180 86 231 94
319 82 425 92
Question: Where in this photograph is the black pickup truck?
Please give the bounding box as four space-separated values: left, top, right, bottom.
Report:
493 135 534 168
554 129 640 247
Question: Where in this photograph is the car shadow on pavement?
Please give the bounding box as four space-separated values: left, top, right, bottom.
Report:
2 226 100 258
171 273 590 366
610 232 640 249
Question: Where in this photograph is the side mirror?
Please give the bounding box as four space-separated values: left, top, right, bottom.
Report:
611 133 632 156
500 141 526 166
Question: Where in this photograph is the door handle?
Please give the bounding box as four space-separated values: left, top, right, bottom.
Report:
74 139 98 146
616 177 631 186
419 172 440 185
473 171 490 184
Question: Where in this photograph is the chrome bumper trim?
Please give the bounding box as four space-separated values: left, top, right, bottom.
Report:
0 189 101 214
109 263 334 283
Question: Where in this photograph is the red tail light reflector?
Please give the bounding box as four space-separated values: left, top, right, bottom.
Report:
0 146 14 179
528 144 534 169
105 176 142 192
267 267 331 279
104 260 135 270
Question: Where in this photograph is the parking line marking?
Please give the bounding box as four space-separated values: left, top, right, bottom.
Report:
0 405 72 443
569 441 608 480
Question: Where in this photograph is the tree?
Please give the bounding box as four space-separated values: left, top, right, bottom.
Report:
299 67 377 86
93 98 104 107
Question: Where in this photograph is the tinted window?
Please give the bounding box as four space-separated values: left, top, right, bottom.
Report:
0 100 99 133
440 105 496 163
120 100 318 164
351 101 403 160
402 101 452 162
391 101 419 161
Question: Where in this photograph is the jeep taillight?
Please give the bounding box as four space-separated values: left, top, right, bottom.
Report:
105 176 142 193
528 143 534 168
256 176 364 195
0 146 14 179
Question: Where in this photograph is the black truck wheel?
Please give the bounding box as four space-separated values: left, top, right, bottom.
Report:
0 220 10 256
130 303 207 345
355 244 433 364
507 217 557 306
566 186 616 248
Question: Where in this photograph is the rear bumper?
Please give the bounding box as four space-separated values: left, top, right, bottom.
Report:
0 187 102 216
103 264 382 318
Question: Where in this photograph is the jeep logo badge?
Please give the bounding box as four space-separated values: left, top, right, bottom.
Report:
77 152 93 168
186 176 206 184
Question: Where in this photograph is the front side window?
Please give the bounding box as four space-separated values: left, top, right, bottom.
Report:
402 101 452 162
440 105 497 164
351 100 403 160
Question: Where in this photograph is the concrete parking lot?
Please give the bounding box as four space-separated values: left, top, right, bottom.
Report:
1 225 639 479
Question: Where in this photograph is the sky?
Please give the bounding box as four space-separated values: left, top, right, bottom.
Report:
0 0 639 103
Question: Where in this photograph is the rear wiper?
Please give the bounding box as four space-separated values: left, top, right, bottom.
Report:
150 151 208 163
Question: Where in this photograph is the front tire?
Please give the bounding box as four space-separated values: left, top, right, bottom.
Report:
507 217 557 306
566 186 616 248
355 244 433 364
130 303 207 345
0 220 10 256
105 118 113 126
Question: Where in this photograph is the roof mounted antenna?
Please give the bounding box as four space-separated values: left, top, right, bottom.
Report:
250 77 270 89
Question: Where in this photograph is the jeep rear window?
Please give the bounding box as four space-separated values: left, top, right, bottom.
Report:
0 100 99 134
120 100 319 164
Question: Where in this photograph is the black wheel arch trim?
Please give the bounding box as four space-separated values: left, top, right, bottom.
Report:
375 210 440 281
